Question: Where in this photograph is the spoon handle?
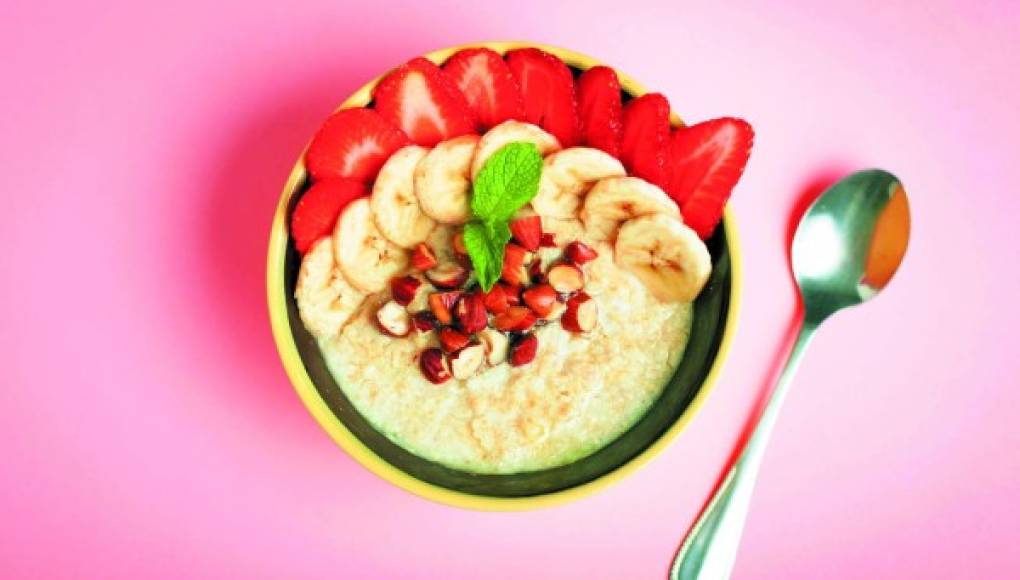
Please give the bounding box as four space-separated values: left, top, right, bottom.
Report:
669 320 818 580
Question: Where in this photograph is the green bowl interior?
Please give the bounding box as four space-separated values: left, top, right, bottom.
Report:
283 73 733 498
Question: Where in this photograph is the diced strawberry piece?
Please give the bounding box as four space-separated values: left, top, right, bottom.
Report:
493 306 537 333
442 48 524 131
482 284 510 314
410 243 438 271
505 48 581 147
667 118 754 239
620 93 672 189
576 66 623 157
373 57 476 146
509 215 542 251
509 333 538 366
564 241 598 265
305 108 410 184
290 178 365 253
539 233 557 248
501 243 531 286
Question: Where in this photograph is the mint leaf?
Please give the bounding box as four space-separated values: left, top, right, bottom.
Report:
463 220 511 292
471 142 543 223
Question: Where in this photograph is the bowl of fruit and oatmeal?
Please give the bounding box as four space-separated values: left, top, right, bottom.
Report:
267 42 751 509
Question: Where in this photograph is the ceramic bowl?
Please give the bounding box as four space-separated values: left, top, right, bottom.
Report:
267 41 741 510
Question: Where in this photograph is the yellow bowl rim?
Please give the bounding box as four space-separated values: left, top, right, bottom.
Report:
266 40 743 511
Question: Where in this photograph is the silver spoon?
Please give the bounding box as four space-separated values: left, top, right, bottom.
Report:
670 169 911 580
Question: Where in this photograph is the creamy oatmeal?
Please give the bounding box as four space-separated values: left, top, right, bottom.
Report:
319 224 692 474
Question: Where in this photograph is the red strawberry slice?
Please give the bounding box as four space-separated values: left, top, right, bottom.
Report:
509 215 542 251
442 48 524 131
576 66 623 157
290 178 366 253
620 93 672 189
305 108 410 184
667 118 754 239
505 48 581 147
373 57 476 146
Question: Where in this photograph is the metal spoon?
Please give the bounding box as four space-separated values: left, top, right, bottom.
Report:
670 169 911 580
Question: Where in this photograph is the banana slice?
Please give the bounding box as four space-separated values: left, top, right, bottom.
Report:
414 135 479 225
532 148 626 218
371 145 434 248
580 176 681 241
615 214 711 302
334 197 409 293
295 236 366 339
470 120 561 179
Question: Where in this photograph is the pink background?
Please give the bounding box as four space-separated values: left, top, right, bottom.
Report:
2 0 1018 578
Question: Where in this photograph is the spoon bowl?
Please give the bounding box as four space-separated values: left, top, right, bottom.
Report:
793 169 910 322
671 169 910 579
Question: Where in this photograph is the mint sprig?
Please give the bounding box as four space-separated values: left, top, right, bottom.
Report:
463 142 543 291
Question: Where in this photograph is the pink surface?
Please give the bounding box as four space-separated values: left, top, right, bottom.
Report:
2 1 1018 578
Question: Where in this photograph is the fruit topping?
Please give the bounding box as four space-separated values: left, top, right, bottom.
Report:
390 275 422 306
500 243 533 286
580 176 680 241
620 93 672 189
370 145 434 248
470 120 561 179
528 259 545 284
478 328 509 365
561 292 598 333
454 292 488 334
425 262 469 289
419 348 452 384
412 311 439 333
540 232 558 248
532 147 626 218
666 117 754 239
376 300 411 337
505 48 581 147
577 66 623 157
615 214 711 302
509 333 538 367
449 342 486 379
410 243 439 271
428 290 462 325
373 57 476 146
546 263 584 294
442 48 524 131
503 283 522 306
522 284 558 318
305 108 410 183
509 215 543 252
439 327 471 353
482 284 511 314
564 241 598 265
335 197 410 294
493 306 537 332
543 300 567 321
415 134 480 225
290 177 366 254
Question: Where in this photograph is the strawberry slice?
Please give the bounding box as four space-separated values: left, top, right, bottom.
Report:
576 66 623 157
290 178 366 253
620 93 672 189
305 108 410 184
509 215 542 252
442 48 524 131
505 48 581 147
373 57 476 146
667 118 754 239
